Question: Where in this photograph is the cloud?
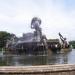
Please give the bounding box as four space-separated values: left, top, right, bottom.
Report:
0 0 75 41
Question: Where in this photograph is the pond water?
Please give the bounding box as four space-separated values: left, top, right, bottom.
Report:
0 49 75 66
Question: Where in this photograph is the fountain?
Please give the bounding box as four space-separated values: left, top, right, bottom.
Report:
6 17 48 55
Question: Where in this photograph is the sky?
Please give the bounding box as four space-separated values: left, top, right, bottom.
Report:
0 0 75 41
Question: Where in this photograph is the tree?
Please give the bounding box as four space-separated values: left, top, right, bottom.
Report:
69 41 75 49
0 31 11 48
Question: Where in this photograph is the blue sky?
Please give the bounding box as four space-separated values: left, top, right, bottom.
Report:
0 0 75 41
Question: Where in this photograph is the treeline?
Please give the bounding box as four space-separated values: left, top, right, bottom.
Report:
69 41 75 49
0 31 75 50
0 31 13 50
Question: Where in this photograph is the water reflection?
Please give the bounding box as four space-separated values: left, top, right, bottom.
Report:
4 55 48 66
0 49 75 66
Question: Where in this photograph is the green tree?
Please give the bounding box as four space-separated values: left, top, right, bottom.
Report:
69 41 75 49
0 31 11 48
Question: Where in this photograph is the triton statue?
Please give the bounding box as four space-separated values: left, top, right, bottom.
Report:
6 17 48 55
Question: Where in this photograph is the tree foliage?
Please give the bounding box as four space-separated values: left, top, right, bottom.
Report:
0 31 11 48
69 41 75 49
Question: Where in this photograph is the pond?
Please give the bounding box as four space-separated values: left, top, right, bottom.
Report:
0 49 75 66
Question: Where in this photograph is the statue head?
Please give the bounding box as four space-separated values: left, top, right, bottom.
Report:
31 17 41 29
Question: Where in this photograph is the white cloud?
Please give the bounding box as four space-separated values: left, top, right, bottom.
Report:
0 0 75 41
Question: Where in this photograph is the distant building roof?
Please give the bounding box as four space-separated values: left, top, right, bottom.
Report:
47 39 60 43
